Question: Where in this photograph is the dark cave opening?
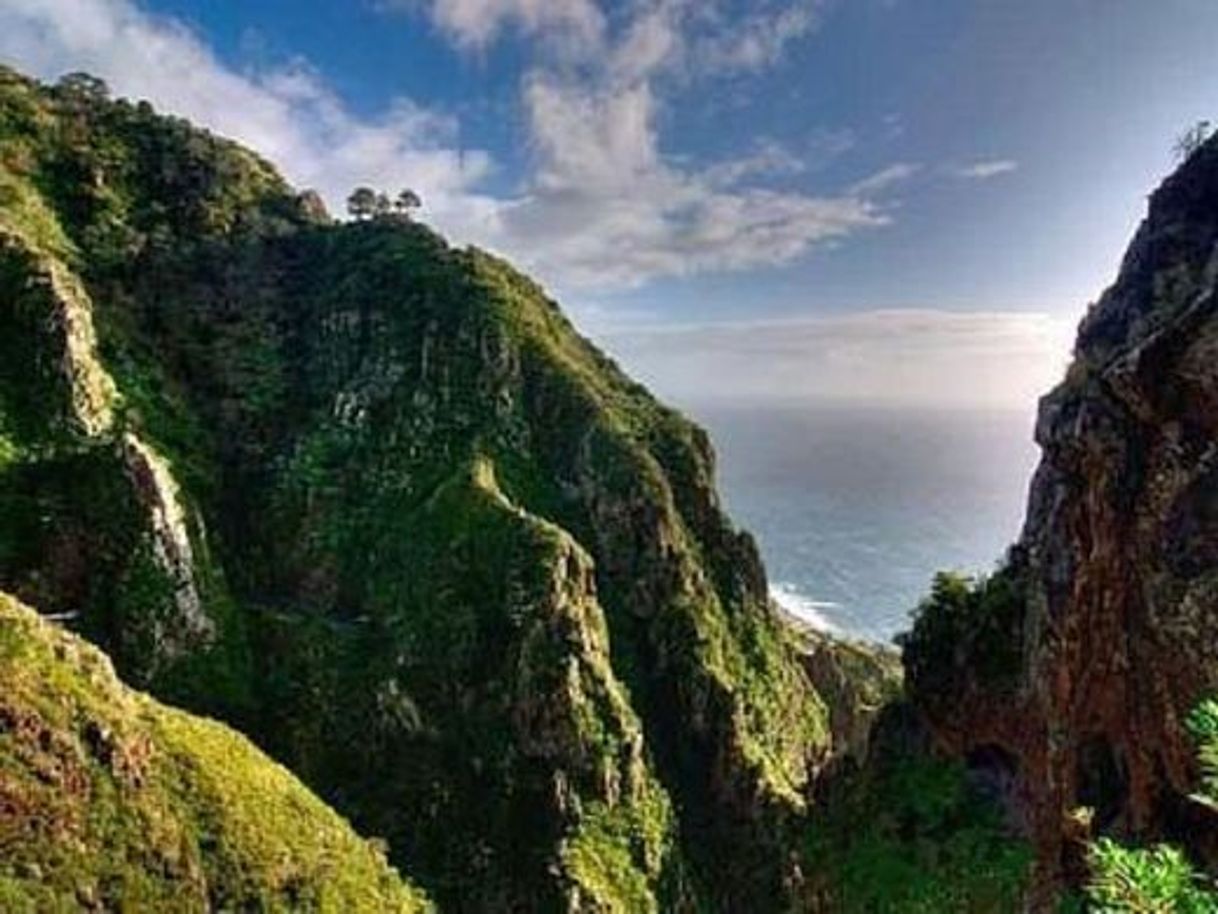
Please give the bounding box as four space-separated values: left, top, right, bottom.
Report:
1076 735 1129 830
966 744 1021 821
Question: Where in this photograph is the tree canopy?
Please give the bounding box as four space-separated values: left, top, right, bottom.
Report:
1174 120 1213 162
347 186 423 222
347 186 378 220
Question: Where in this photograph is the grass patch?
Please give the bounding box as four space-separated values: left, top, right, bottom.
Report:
0 590 431 912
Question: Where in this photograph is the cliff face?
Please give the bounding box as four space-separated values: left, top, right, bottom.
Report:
0 67 828 911
790 622 902 767
906 134 1218 902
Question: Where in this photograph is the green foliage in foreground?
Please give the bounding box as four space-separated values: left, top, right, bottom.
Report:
1187 698 1218 804
809 753 1032 913
1084 840 1216 913
1081 699 1218 913
0 591 431 913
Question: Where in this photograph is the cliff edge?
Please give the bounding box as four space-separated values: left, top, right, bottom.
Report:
905 132 1218 905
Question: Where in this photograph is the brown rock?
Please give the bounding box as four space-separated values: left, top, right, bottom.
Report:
909 134 1218 909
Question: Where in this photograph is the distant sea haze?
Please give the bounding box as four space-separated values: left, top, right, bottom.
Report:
692 403 1040 643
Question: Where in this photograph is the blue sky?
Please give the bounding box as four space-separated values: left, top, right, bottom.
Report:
2 0 1216 407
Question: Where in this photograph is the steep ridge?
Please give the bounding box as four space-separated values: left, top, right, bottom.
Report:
0 67 828 910
0 589 431 912
905 132 1218 905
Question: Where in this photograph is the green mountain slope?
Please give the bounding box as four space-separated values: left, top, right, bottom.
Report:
0 66 827 910
0 590 431 913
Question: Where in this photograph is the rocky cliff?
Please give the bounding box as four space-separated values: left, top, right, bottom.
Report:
0 67 830 911
905 132 1218 906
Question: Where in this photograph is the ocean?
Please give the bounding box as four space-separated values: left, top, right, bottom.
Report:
690 403 1041 643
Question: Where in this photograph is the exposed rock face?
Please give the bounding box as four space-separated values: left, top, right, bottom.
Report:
118 432 212 659
0 228 116 440
0 193 215 682
907 134 1218 906
789 619 902 767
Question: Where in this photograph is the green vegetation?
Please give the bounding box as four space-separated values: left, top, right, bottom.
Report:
561 788 682 914
1078 699 1218 912
901 564 1027 702
254 452 691 909
1174 120 1214 162
0 590 431 913
1187 698 1218 804
346 185 421 220
808 751 1032 912
0 64 825 910
1084 840 1215 913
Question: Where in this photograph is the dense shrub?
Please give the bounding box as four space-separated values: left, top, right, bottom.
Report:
809 753 1032 912
900 561 1027 702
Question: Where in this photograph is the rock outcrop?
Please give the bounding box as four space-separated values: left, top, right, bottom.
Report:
788 617 902 767
906 133 1218 907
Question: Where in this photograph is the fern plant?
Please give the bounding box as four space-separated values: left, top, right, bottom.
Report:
1186 699 1218 805
1086 839 1215 913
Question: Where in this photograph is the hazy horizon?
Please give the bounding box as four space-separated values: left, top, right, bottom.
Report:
594 306 1075 412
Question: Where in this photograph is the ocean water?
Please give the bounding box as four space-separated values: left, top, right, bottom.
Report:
690 403 1041 643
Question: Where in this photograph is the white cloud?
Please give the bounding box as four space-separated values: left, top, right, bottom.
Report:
498 72 886 288
418 0 825 80
414 0 605 52
697 1 821 73
847 162 920 196
598 309 1075 409
609 2 684 83
703 138 807 187
0 0 897 293
953 159 1019 180
450 0 890 289
0 0 498 230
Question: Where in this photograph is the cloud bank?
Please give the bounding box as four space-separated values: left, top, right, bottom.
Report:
598 308 1075 409
430 0 894 288
953 159 1019 180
